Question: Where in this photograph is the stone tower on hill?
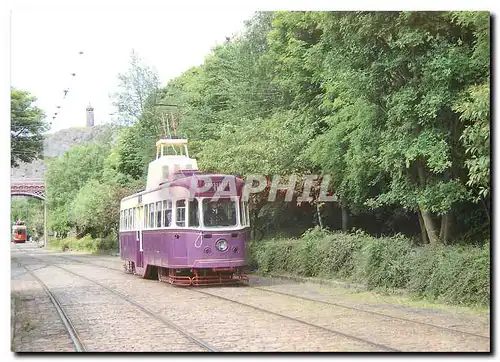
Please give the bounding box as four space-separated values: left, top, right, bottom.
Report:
86 103 94 127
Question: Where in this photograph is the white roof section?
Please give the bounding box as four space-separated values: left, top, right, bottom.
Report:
156 138 188 147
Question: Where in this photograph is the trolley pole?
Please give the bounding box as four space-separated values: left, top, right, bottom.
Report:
43 200 47 248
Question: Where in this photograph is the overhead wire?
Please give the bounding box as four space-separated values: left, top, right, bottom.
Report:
50 51 86 123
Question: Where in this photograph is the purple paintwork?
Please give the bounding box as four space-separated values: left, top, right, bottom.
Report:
119 229 247 270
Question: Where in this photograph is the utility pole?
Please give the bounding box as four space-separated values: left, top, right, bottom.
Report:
43 200 47 248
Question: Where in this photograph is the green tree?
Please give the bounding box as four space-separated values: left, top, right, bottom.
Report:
111 50 161 126
11 88 49 167
45 142 111 235
70 180 122 237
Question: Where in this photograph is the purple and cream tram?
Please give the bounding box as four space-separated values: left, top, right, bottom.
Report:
119 138 250 286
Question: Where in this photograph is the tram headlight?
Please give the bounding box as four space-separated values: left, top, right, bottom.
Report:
215 239 229 252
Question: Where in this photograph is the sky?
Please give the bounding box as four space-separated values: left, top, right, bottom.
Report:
10 5 256 133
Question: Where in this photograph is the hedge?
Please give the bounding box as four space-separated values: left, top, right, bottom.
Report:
48 232 118 254
248 227 490 307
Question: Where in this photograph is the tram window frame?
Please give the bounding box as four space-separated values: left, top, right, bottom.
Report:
202 198 237 228
176 199 186 227
156 201 162 228
149 203 155 228
240 200 249 226
120 210 123 231
163 200 172 227
188 199 199 227
132 207 136 230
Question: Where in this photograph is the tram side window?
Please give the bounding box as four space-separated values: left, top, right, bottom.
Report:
156 201 162 228
129 209 133 230
188 199 199 227
144 204 149 229
149 203 155 228
120 211 124 231
163 200 172 227
132 207 136 230
125 209 129 230
176 200 186 227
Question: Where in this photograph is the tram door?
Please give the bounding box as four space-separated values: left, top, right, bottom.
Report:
136 206 144 268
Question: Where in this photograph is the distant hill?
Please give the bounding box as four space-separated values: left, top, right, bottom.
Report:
11 124 120 180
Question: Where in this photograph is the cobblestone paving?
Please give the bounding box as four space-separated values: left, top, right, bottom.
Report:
251 280 490 338
199 286 489 351
13 246 491 352
43 256 385 351
11 261 75 352
12 253 207 352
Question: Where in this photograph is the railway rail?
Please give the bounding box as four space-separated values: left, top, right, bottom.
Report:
12 251 216 352
48 252 490 342
12 258 87 352
188 287 399 352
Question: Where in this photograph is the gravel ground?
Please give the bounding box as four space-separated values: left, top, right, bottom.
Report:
11 244 490 352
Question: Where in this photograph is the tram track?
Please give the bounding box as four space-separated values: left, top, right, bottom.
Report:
13 251 217 352
187 287 399 352
249 286 490 340
51 252 490 342
12 257 87 352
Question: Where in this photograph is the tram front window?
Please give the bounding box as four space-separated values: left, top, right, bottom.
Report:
203 199 237 227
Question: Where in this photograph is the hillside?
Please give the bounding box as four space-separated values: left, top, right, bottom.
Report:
11 124 120 180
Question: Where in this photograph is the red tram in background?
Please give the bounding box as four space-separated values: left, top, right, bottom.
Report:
12 220 27 244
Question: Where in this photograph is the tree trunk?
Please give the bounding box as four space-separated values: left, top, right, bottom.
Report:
341 204 349 231
316 203 324 229
419 206 439 245
439 211 453 245
482 196 490 224
417 210 429 244
416 160 440 245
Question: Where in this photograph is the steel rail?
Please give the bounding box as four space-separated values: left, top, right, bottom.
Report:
16 253 216 352
188 287 400 352
12 257 87 352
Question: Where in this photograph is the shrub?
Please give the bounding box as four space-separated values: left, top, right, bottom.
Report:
47 233 117 254
249 228 490 307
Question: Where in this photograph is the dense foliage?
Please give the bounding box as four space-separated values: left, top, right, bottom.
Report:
11 88 49 167
110 11 490 245
250 228 490 307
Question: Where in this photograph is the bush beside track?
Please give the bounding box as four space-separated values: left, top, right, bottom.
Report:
248 228 490 308
47 233 118 254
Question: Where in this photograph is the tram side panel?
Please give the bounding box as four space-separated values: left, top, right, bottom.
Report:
120 231 138 263
143 229 187 269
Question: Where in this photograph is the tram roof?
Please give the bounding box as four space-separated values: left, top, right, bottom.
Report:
121 172 245 202
155 138 188 147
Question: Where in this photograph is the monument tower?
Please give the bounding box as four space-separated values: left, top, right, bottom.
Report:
86 103 94 127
